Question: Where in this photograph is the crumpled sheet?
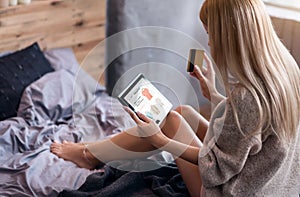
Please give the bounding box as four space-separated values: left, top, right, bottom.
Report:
0 69 136 196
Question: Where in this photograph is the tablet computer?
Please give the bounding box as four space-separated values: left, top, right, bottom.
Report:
118 74 173 125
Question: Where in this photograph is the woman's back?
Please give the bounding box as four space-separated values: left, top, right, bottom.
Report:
199 85 300 196
258 124 300 196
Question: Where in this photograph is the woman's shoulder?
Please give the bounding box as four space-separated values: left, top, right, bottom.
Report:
229 84 261 113
212 84 258 120
225 84 260 130
230 84 254 101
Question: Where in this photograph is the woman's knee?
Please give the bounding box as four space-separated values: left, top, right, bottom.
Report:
161 110 183 137
175 105 196 115
164 110 183 128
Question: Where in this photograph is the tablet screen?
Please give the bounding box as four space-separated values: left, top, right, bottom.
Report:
118 74 173 125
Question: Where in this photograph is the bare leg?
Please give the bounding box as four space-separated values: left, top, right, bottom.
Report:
161 110 207 197
50 110 208 196
86 108 205 163
50 127 158 169
50 140 100 169
175 105 209 141
49 110 191 169
86 127 160 163
50 122 162 169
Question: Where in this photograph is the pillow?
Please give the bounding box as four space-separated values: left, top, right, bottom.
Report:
43 47 106 93
43 47 80 75
0 43 54 121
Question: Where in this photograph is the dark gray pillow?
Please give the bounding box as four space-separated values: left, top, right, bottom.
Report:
0 43 54 120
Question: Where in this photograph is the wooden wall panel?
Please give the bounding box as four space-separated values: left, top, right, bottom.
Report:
0 0 105 51
0 0 106 83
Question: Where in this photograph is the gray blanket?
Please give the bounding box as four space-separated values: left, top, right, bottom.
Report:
0 70 136 196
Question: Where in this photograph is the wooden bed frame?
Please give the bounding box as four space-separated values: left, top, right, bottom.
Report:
0 0 106 83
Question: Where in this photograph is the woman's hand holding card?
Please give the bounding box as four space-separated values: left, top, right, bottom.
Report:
190 53 225 104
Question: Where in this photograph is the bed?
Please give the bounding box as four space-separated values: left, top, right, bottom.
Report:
0 0 189 196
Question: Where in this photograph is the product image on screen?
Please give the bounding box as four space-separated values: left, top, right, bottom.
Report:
118 74 173 125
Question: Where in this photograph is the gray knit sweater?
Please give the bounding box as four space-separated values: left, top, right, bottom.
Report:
198 86 300 197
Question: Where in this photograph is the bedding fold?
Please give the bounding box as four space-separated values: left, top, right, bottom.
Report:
0 70 136 196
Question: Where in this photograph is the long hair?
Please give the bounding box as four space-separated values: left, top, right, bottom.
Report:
200 0 300 142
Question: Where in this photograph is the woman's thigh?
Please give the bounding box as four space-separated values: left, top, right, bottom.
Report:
175 105 209 141
162 110 203 196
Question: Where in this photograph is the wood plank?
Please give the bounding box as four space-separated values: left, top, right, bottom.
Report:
42 26 105 49
0 0 106 52
0 0 107 85
73 40 106 85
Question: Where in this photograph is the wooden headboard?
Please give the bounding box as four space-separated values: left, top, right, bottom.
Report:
0 0 106 82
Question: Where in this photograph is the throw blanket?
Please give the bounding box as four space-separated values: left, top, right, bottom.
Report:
59 159 190 197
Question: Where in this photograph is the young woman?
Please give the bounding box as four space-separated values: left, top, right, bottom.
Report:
51 0 300 196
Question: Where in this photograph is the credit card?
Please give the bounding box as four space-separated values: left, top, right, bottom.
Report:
187 49 204 72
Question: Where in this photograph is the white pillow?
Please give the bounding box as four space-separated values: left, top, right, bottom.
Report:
44 48 80 74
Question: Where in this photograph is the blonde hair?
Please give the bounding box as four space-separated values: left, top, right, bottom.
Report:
200 0 300 142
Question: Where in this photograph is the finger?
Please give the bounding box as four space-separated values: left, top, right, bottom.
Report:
199 64 208 75
194 65 208 82
136 112 152 123
192 65 203 79
203 52 211 65
190 72 200 80
189 72 198 80
200 83 209 94
203 53 213 73
124 106 143 124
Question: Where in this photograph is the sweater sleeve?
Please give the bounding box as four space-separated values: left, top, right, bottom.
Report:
198 87 262 188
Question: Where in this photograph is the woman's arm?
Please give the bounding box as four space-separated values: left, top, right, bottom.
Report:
150 132 200 165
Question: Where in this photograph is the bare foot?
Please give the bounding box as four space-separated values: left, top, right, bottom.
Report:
50 141 99 170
